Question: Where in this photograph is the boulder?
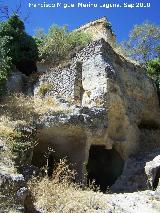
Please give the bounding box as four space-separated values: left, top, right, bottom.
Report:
6 70 28 94
145 155 160 189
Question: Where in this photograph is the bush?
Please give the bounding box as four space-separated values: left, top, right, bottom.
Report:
38 82 53 97
0 14 38 75
38 25 91 63
122 22 160 63
146 57 160 89
0 36 12 96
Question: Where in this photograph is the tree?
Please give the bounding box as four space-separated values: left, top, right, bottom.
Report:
0 14 38 75
0 0 30 22
0 36 12 95
38 25 91 63
122 21 160 63
34 28 46 41
146 57 160 89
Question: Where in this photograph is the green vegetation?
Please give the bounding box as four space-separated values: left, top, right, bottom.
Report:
0 36 12 96
0 14 38 66
10 129 37 166
38 82 53 97
122 21 160 63
120 21 160 90
0 14 38 95
37 25 91 63
0 14 38 77
146 57 160 89
104 21 114 36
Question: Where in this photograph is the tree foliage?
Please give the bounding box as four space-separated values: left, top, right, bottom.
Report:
0 14 38 95
0 36 12 95
37 25 91 63
0 1 30 22
122 21 160 63
0 14 38 66
34 27 46 41
146 57 160 89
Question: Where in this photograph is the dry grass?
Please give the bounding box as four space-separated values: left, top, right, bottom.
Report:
0 116 16 137
34 96 71 115
0 94 71 126
0 94 72 172
28 159 109 213
0 94 35 124
37 82 54 97
0 94 72 163
0 94 109 212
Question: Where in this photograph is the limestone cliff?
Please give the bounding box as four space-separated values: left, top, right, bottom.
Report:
1 18 160 212
34 39 160 159
75 17 116 45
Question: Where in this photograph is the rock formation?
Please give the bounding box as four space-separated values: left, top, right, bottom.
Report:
75 17 116 44
32 37 160 190
2 17 160 198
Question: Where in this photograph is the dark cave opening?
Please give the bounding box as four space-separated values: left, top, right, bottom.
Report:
31 129 87 180
138 119 159 130
153 167 160 190
16 59 37 76
86 145 124 193
47 153 55 177
32 148 63 178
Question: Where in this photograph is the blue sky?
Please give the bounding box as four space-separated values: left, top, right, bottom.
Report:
5 0 160 42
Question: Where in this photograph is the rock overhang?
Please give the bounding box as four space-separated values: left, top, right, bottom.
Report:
4 37 160 189
34 38 160 159
36 106 108 137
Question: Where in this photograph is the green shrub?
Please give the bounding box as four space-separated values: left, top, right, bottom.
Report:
105 22 112 31
0 14 38 75
38 82 53 96
0 36 12 96
8 128 37 167
146 57 160 89
0 14 39 94
38 25 91 63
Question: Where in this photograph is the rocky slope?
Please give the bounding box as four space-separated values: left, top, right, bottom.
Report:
0 18 160 212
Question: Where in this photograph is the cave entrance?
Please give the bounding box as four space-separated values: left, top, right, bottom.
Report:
86 145 124 192
16 59 37 76
153 167 160 190
31 128 87 181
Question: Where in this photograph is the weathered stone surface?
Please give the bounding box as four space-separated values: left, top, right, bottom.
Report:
34 39 160 161
6 70 28 94
37 106 107 133
3 21 160 195
0 170 25 210
75 17 116 45
145 155 160 189
111 149 160 192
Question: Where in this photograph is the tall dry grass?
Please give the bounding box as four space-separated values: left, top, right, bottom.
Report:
0 94 71 122
28 159 109 213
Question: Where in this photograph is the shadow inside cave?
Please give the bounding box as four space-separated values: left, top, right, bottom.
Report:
86 145 124 193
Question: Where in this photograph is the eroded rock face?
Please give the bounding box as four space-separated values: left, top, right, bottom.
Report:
6 70 28 94
34 39 160 162
111 149 160 192
33 106 108 181
5 38 160 191
145 155 160 189
75 17 116 45
32 39 160 189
